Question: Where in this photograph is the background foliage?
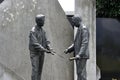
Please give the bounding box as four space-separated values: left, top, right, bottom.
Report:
96 0 120 18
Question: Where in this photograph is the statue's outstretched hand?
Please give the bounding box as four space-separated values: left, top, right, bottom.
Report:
64 49 69 54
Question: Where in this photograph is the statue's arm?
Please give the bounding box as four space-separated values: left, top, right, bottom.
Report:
29 31 46 52
66 43 74 53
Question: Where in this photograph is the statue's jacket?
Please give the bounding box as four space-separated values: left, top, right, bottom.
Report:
68 25 90 59
29 26 49 53
75 25 89 59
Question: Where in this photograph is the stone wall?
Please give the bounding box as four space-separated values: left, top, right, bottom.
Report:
0 0 73 80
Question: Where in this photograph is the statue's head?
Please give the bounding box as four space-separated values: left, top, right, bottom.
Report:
35 14 45 27
72 15 82 27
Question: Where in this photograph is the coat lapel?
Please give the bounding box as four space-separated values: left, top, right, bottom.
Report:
74 26 82 41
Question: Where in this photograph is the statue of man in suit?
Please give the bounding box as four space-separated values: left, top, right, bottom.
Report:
64 15 89 80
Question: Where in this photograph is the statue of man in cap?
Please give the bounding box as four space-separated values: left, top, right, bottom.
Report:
29 14 52 80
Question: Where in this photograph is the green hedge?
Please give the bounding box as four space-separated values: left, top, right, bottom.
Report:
96 0 120 18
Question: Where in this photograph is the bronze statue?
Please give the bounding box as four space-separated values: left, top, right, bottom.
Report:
64 15 89 80
29 14 53 80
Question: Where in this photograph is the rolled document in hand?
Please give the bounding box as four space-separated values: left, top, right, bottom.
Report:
69 57 79 61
